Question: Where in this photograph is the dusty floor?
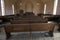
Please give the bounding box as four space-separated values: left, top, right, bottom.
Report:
0 25 60 40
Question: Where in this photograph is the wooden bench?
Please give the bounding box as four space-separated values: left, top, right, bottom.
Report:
4 23 55 39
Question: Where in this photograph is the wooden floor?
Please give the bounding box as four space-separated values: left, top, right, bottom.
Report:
0 25 60 40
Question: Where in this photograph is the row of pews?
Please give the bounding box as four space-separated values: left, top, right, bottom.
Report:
0 12 60 39
38 14 60 32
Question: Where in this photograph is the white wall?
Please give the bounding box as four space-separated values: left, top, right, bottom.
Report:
4 0 17 15
0 0 2 16
46 0 54 14
56 0 60 15
15 0 44 15
4 0 55 15
4 0 13 15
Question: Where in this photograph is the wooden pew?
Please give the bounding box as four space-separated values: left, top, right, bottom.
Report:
4 13 55 39
4 22 55 39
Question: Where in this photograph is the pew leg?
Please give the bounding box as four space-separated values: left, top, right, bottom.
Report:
58 29 60 32
6 32 11 39
58 24 60 32
49 31 53 37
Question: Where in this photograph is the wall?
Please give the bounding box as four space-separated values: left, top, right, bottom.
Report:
4 0 54 15
14 0 54 15
15 0 44 15
4 0 17 15
56 0 60 15
0 0 2 16
46 0 54 14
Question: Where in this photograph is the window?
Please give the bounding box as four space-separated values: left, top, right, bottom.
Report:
1 0 5 16
53 0 58 15
12 4 14 14
44 4 46 14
